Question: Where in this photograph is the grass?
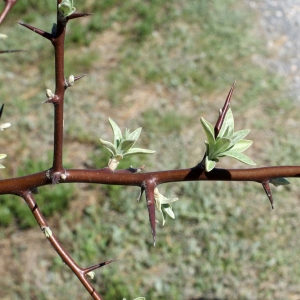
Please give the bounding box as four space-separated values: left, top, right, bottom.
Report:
1 0 300 300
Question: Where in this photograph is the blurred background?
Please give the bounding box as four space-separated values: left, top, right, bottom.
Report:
1 0 300 299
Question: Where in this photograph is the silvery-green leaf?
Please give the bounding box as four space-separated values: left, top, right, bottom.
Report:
211 137 231 158
270 178 290 187
119 139 135 153
162 204 175 219
230 129 250 146
127 127 142 142
218 108 234 138
205 156 216 172
99 139 117 156
221 150 256 165
200 117 215 147
58 0 76 18
230 139 253 153
161 197 178 205
161 209 166 226
0 164 5 168
133 298 146 300
0 154 7 159
124 148 155 156
108 118 122 148
124 128 130 140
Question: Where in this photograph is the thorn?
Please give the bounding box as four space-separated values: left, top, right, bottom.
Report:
0 50 24 54
67 12 93 20
146 196 156 245
214 81 236 137
0 104 4 119
262 181 274 209
18 22 52 40
84 258 119 274
74 74 87 82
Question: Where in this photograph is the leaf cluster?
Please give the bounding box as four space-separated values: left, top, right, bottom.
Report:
99 118 155 170
200 108 255 172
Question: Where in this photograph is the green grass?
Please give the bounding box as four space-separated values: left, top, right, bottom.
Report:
1 0 300 300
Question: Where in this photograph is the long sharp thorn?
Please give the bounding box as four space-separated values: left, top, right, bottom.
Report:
262 181 274 209
0 104 4 119
145 189 156 246
18 22 52 40
214 81 236 137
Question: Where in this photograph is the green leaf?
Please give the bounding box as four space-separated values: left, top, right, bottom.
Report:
211 137 231 158
230 129 250 145
0 164 5 168
124 148 155 156
205 156 216 172
162 204 175 219
119 139 135 153
221 150 256 165
108 118 123 148
200 117 215 147
230 139 253 152
270 178 290 187
218 108 234 138
58 0 76 18
0 154 7 159
127 127 142 142
99 139 117 156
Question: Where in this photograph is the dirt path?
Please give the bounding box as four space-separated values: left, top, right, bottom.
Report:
249 0 300 101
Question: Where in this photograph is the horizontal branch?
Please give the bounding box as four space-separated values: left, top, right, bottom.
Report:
1 165 300 195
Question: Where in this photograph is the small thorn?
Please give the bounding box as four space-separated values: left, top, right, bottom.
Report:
74 74 87 82
0 104 4 119
84 258 119 274
67 12 93 20
0 50 24 54
262 181 274 209
18 22 52 40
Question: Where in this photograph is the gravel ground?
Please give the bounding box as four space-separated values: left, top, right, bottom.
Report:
248 0 300 101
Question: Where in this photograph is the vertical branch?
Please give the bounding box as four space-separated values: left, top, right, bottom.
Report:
51 6 67 173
